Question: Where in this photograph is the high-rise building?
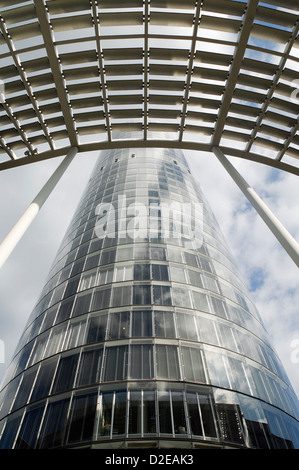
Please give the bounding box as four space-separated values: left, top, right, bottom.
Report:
0 147 298 449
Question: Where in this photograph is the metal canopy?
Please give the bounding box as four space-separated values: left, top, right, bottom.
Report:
0 0 299 174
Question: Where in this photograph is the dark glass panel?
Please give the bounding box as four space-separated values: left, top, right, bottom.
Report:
199 395 217 438
153 285 172 306
143 391 156 434
63 277 80 300
37 398 70 449
134 264 150 280
76 347 103 386
12 367 37 411
131 310 152 337
108 311 130 340
133 285 151 305
158 392 172 434
187 393 203 436
130 345 154 379
128 391 142 435
0 411 23 449
113 391 127 435
52 354 79 393
14 403 45 449
152 264 169 281
39 306 58 333
172 392 187 435
0 376 22 420
67 392 98 444
30 359 57 403
72 292 92 317
92 288 111 311
98 393 113 437
55 297 74 324
103 346 128 382
216 404 244 444
111 286 131 307
86 313 108 344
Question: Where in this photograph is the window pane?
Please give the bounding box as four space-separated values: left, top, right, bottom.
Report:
154 311 175 338
64 319 86 350
188 269 203 288
98 393 113 437
52 354 79 393
187 393 203 436
130 345 154 379
129 391 142 435
111 286 131 307
108 312 130 340
205 349 230 389
176 313 198 341
92 288 111 311
143 391 157 434
216 403 244 444
156 345 180 380
151 247 166 260
158 391 172 434
30 360 57 402
133 285 151 305
192 291 209 312
15 404 45 449
113 391 127 435
170 265 186 283
76 347 103 386
152 264 169 281
103 346 128 382
37 398 70 448
182 347 206 383
72 293 92 318
172 392 187 435
199 395 217 438
172 287 191 308
12 368 37 411
67 392 98 444
210 296 227 318
153 285 172 305
132 311 152 337
197 316 218 345
0 412 23 449
86 313 108 344
134 264 150 280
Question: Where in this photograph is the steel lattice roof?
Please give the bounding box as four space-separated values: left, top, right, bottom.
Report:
0 0 299 174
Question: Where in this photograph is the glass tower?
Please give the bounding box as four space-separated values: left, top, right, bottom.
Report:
0 147 298 449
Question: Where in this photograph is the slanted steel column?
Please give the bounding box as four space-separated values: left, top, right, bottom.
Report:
0 147 78 269
213 146 299 268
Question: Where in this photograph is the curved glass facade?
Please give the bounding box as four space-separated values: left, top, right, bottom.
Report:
0 147 298 449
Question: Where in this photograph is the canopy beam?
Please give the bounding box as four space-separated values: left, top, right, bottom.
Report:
0 147 78 269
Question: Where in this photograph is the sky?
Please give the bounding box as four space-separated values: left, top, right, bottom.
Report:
0 146 298 401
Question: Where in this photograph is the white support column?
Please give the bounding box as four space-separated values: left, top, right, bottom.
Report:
213 146 299 268
0 147 78 269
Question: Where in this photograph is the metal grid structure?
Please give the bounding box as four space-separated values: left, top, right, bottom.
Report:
0 0 299 174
